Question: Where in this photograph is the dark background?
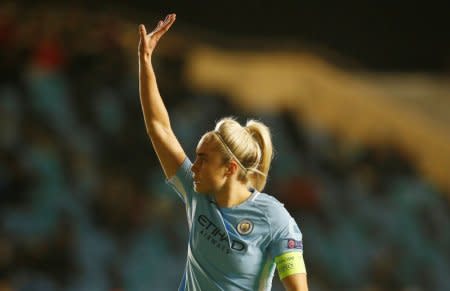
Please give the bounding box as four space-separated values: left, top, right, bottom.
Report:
129 0 449 72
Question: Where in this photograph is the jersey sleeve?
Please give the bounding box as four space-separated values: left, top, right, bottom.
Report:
165 157 197 207
268 205 307 278
268 205 303 257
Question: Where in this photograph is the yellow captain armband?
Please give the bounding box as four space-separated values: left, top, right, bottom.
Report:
275 251 307 280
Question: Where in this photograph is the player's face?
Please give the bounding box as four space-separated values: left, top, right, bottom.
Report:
191 139 228 194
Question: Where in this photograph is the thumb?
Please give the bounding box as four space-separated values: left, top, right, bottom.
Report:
139 24 147 39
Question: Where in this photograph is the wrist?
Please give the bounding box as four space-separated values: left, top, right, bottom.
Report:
139 51 153 63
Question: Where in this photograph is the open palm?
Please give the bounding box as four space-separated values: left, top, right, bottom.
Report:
139 13 176 56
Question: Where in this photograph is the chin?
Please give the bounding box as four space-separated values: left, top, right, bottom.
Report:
193 184 208 194
193 184 202 193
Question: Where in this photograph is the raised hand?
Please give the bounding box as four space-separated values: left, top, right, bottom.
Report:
138 13 176 58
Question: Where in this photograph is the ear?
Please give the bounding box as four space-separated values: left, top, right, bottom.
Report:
225 160 239 177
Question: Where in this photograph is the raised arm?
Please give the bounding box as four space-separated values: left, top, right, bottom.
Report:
138 14 186 178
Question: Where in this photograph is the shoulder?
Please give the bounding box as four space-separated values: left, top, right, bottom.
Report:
251 192 294 229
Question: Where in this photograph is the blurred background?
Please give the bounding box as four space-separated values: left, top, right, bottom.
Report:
1 1 449 290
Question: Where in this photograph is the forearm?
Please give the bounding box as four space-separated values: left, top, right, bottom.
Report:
138 54 171 133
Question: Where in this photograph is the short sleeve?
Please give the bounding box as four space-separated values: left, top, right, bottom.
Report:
166 157 196 206
268 206 304 258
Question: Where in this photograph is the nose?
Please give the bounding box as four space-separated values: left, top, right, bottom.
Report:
191 161 198 175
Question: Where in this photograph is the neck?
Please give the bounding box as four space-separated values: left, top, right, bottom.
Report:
214 182 251 208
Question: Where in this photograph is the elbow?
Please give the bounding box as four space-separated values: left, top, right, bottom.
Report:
146 120 172 138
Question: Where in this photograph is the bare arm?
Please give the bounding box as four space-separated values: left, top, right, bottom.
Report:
138 14 186 178
282 273 308 291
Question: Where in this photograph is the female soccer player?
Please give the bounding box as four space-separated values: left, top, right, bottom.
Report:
138 13 308 291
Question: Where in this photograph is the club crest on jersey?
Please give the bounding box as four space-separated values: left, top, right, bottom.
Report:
237 219 253 235
287 239 303 249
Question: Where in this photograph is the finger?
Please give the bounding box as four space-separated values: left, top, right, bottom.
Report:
139 24 147 39
157 14 176 35
151 20 163 33
163 13 173 24
166 13 176 24
153 14 173 33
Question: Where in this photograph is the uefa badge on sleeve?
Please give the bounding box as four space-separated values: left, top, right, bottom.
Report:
237 219 253 235
287 239 303 250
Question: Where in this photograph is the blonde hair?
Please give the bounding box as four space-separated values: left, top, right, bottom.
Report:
201 117 273 191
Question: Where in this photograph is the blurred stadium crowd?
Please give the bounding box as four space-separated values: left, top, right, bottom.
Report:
0 3 449 291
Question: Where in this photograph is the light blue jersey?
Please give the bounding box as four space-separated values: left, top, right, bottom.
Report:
167 158 305 290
